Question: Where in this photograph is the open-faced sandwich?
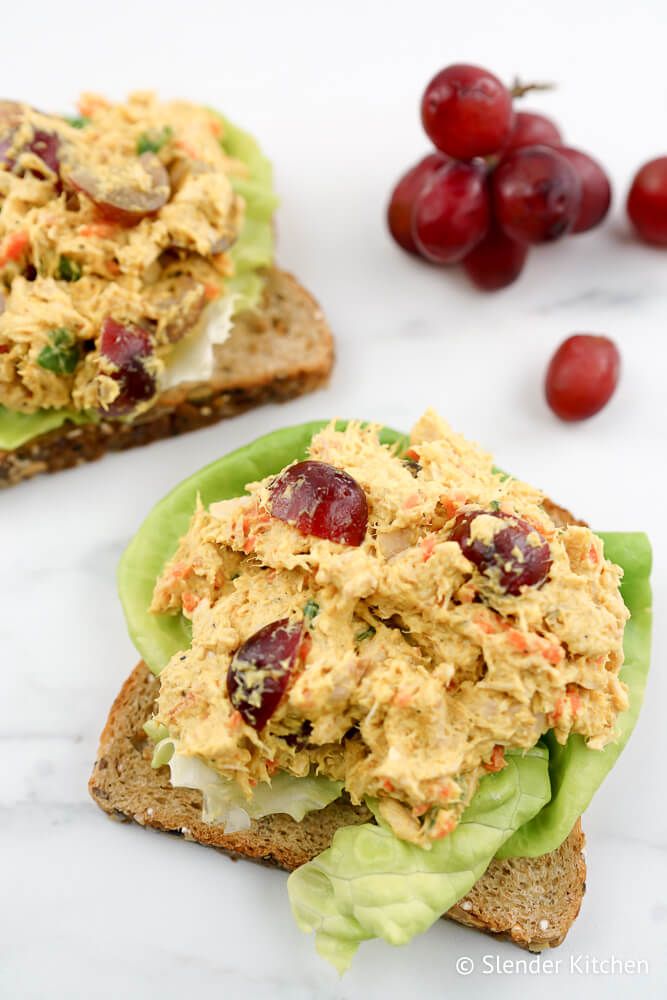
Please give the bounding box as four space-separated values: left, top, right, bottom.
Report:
90 411 651 970
0 93 332 487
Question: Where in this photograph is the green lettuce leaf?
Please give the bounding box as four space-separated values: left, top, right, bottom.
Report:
159 740 342 831
117 422 407 674
287 746 550 972
0 113 276 452
0 405 95 450
498 530 652 857
216 113 278 312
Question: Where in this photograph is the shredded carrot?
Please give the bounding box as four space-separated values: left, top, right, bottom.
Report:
175 138 198 158
567 684 581 715
474 614 499 635
433 816 457 839
229 710 243 730
106 259 120 276
403 492 420 510
483 744 506 772
405 448 420 462
242 536 256 554
79 222 117 239
543 642 563 665
507 629 530 653
203 282 221 301
588 544 599 564
441 496 462 520
169 561 192 581
382 778 395 793
77 94 108 117
420 535 437 561
457 583 476 604
265 759 278 776
182 592 199 614
393 688 412 708
208 118 223 137
0 231 29 268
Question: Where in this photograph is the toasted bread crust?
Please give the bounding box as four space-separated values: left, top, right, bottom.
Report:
89 498 587 951
0 268 334 488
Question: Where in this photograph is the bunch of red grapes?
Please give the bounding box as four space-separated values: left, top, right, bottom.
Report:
388 64 611 290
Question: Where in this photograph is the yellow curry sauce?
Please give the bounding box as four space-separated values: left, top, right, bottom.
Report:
151 412 628 846
0 93 245 415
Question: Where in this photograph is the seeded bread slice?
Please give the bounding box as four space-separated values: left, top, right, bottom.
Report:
89 499 587 953
0 267 334 488
89 661 585 951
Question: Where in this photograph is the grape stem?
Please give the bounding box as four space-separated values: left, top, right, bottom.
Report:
510 78 555 99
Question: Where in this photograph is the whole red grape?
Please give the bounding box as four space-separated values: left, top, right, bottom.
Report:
545 334 620 421
387 152 449 253
492 146 581 244
504 111 562 153
627 157 667 245
558 147 611 233
413 160 490 263
421 64 514 159
462 225 528 290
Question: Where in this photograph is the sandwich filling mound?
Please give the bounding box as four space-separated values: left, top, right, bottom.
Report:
149 410 628 846
0 92 264 420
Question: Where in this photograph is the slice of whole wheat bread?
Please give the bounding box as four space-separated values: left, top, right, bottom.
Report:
0 267 334 488
89 499 587 952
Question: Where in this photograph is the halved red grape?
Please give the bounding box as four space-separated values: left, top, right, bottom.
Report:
462 224 528 290
151 276 207 342
545 334 620 421
269 460 368 546
387 153 449 254
99 317 156 414
627 156 667 245
412 160 490 263
451 508 552 595
504 111 562 153
67 152 170 225
421 64 514 159
0 110 61 178
558 147 611 233
493 146 581 244
227 618 307 729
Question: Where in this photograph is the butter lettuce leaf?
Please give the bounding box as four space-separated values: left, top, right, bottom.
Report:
287 746 550 972
216 114 278 312
117 422 407 674
162 743 342 832
0 114 276 452
0 405 94 450
499 531 652 858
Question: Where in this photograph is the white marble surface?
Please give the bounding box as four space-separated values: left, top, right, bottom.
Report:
2 1 666 997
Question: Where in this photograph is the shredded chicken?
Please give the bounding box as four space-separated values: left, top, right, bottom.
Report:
150 411 629 846
0 92 245 415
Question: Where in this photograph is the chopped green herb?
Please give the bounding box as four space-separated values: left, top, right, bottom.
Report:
136 125 173 155
355 625 376 643
37 328 80 375
65 115 90 129
56 256 81 282
490 500 501 511
303 599 320 623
